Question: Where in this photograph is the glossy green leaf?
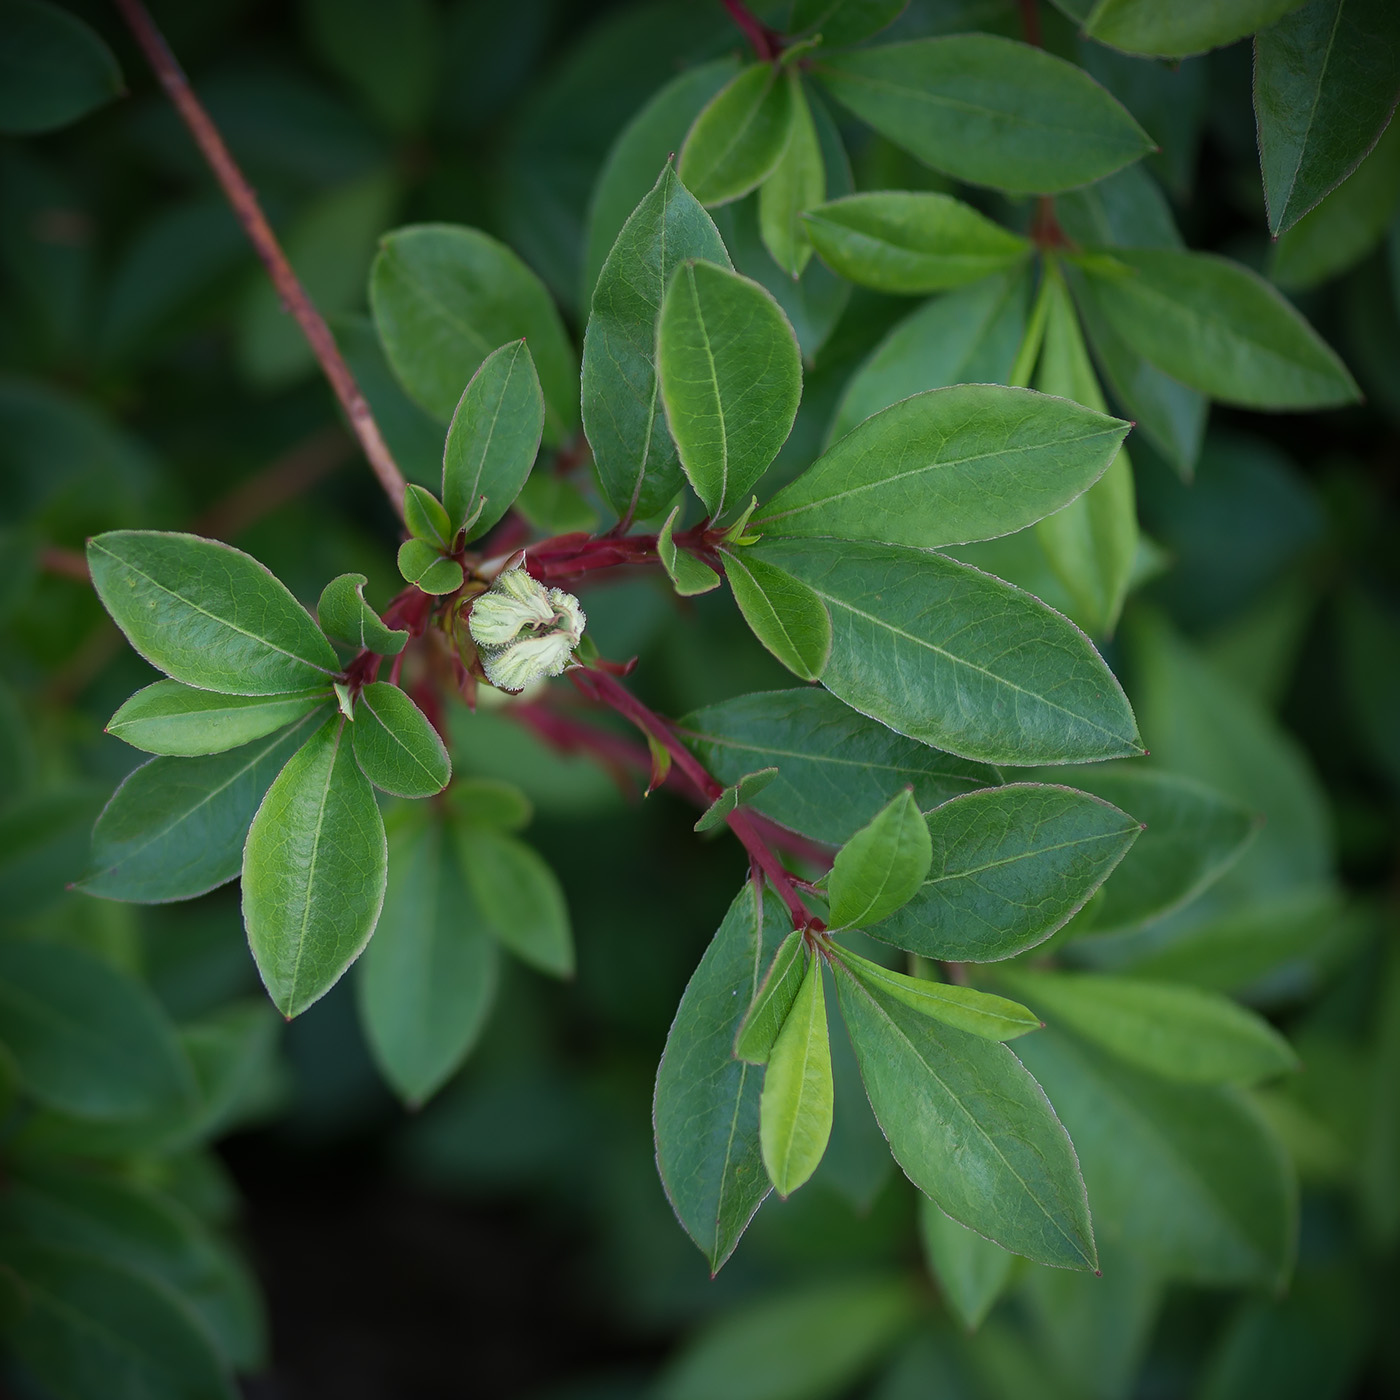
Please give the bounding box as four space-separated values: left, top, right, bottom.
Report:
827 790 931 930
456 826 573 977
815 36 1152 195
106 681 330 758
759 70 824 277
1078 248 1360 408
803 192 1030 294
582 163 732 521
694 766 780 833
1255 0 1400 234
721 548 832 682
351 682 451 797
658 259 803 518
918 1195 1016 1331
403 483 452 547
868 784 1140 961
746 539 1142 765
358 808 498 1106
654 881 788 1271
998 970 1299 1086
243 716 389 1018
680 688 1001 847
679 62 796 207
1084 0 1307 56
318 573 408 655
1019 1027 1296 1286
81 710 327 903
833 947 1041 1040
1055 162 1185 251
87 531 339 696
659 505 722 596
0 0 123 135
735 930 808 1064
790 0 909 47
442 338 544 539
396 538 464 594
834 962 1097 1269
760 956 833 1196
369 224 577 442
760 383 1128 550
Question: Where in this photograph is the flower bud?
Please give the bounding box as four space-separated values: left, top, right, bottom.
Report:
468 563 586 692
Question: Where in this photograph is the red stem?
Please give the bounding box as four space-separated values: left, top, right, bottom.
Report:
721 0 780 61
1018 0 1043 47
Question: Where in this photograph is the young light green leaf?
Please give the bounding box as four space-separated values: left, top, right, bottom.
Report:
369 224 577 442
803 192 1030 294
759 383 1128 550
403 483 452 548
318 573 409 656
658 260 802 518
868 784 1140 961
352 682 451 797
721 548 832 682
1078 248 1360 408
832 947 1041 1040
998 970 1299 1086
759 69 825 277
694 766 780 833
735 930 808 1064
442 339 544 539
746 539 1142 765
357 808 498 1107
815 36 1152 195
679 62 796 207
654 881 789 1271
106 681 329 758
87 531 339 696
81 710 327 903
396 538 464 594
243 716 389 1018
760 956 833 1197
456 827 573 977
1083 0 1307 56
834 961 1097 1270
918 1195 1016 1331
827 789 931 930
659 505 722 596
0 0 123 135
582 163 732 522
1255 0 1400 234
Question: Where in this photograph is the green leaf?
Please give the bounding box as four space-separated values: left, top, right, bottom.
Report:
997 970 1299 1086
357 808 498 1106
317 573 409 655
456 826 573 977
1054 163 1185 252
815 36 1152 195
442 339 544 540
695 767 780 834
369 224 577 442
654 881 789 1271
243 716 389 1018
745 539 1142 765
680 688 1001 847
833 961 1097 1270
351 682 451 797
0 0 123 135
106 681 330 758
827 790 931 930
1340 589 1400 789
1077 248 1360 409
868 784 1141 961
721 548 832 682
735 930 808 1064
658 260 803 518
396 538 464 594
514 472 600 536
81 710 327 903
447 776 534 831
659 505 722 596
758 70 825 277
918 1195 1016 1331
403 483 452 547
833 947 1041 1040
87 531 340 696
760 956 833 1196
582 163 732 522
1018 1027 1296 1286
803 192 1030 294
679 62 796 207
1084 0 1308 56
759 383 1128 550
790 0 909 47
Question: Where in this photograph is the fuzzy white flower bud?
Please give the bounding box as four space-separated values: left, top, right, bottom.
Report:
468 564 586 692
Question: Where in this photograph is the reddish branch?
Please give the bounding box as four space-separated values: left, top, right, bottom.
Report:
1018 0 1043 47
112 0 408 521
722 0 782 61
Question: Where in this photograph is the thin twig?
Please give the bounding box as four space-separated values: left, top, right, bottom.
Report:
1017 0 1043 47
38 547 90 583
112 0 408 521
722 0 780 61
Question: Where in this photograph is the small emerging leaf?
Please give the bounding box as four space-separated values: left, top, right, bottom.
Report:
735 930 808 1063
826 789 931 930
760 956 834 1197
721 548 831 681
318 573 409 655
759 69 825 277
659 505 722 597
695 767 779 833
397 539 464 594
404 484 452 548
